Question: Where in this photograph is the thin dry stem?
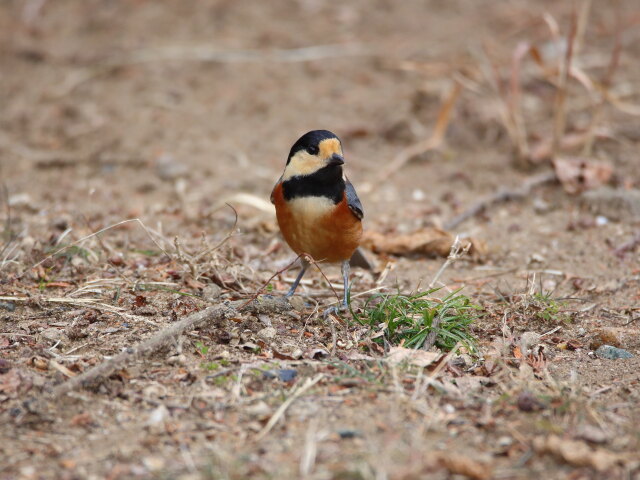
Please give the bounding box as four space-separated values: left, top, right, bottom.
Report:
23 218 170 278
551 7 578 159
254 373 324 442
444 171 557 230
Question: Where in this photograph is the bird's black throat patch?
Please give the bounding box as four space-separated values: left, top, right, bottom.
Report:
282 164 344 204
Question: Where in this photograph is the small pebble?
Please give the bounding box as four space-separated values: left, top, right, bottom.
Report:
337 429 361 439
595 345 634 360
577 424 609 444
263 369 297 382
202 284 222 302
533 197 551 213
517 390 545 412
40 327 64 343
0 302 16 312
443 404 455 414
257 327 277 340
288 296 306 311
497 436 513 448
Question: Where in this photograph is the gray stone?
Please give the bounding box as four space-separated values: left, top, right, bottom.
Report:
580 188 640 221
595 345 634 360
257 327 277 340
40 327 64 343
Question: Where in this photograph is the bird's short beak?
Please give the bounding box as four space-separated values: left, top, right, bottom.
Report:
328 153 344 166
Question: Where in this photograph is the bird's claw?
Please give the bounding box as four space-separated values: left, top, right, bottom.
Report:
323 303 348 319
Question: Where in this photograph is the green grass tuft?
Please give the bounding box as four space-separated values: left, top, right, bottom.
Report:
354 288 478 352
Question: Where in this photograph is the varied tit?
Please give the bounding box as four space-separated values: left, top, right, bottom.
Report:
271 130 364 311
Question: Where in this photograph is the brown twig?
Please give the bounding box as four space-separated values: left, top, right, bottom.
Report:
50 296 292 398
0 183 15 265
254 373 324 442
551 6 578 160
613 230 640 259
444 171 557 230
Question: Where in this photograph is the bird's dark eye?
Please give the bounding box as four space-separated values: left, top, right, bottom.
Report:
306 145 319 155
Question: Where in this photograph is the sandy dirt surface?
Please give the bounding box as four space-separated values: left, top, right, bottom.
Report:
1 0 640 479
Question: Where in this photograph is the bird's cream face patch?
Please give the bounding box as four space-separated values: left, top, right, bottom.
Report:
282 151 325 180
281 138 344 180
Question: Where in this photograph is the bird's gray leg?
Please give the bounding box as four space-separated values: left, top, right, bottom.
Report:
324 260 351 318
341 259 350 308
285 260 309 297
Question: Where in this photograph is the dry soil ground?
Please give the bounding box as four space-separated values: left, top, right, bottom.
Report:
1 0 640 479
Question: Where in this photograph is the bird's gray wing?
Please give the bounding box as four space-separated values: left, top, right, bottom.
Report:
345 177 363 220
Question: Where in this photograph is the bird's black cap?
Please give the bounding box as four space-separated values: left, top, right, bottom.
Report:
287 130 339 164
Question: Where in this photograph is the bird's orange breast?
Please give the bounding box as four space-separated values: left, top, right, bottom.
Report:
272 183 362 263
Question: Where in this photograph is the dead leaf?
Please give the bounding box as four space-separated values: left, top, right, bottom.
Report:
362 228 485 258
134 295 147 307
434 452 493 480
533 435 625 471
0 369 23 396
553 157 613 194
59 459 77 469
386 346 441 367
70 413 94 427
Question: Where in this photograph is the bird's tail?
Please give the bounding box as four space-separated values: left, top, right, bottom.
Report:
349 247 374 270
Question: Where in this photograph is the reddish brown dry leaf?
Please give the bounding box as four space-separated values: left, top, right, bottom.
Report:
134 295 147 307
434 452 493 480
533 435 625 471
0 369 23 396
45 282 73 288
70 413 94 427
361 228 486 258
185 277 206 290
553 157 613 194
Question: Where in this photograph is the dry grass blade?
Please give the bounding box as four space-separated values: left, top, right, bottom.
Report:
49 305 230 398
444 171 557 230
254 373 324 442
582 1 622 155
428 236 470 289
23 218 170 278
508 42 532 160
551 7 578 159
50 296 292 398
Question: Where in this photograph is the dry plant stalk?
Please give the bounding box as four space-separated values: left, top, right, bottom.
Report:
428 236 469 289
421 237 470 351
551 6 578 160
254 373 324 442
444 171 557 230
50 297 292 398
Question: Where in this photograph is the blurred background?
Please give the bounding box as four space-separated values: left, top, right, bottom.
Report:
2 2 640 479
2 0 639 248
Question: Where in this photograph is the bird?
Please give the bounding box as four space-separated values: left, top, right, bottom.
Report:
271 130 364 313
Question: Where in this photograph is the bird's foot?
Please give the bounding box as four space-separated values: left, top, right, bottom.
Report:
323 303 348 320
